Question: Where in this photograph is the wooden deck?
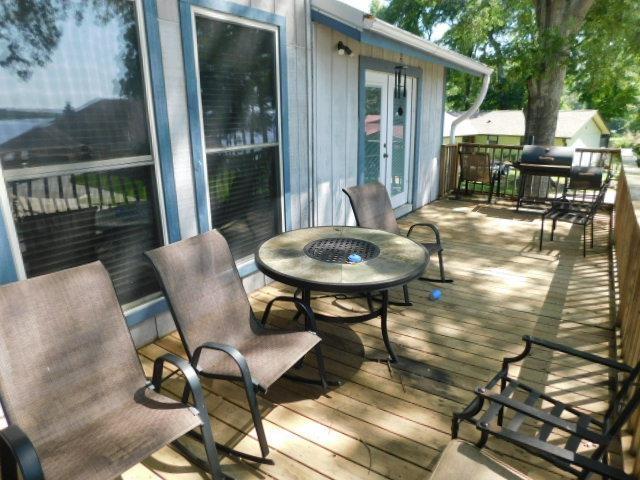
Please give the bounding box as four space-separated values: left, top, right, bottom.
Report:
130 199 616 480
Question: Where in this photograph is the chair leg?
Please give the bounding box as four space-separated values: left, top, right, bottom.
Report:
200 422 228 480
313 344 329 392
488 178 494 204
591 220 595 248
419 250 453 283
551 218 557 241
243 385 269 459
539 216 545 251
583 223 587 257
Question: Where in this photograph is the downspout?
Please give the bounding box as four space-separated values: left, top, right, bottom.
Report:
449 73 490 143
305 0 316 227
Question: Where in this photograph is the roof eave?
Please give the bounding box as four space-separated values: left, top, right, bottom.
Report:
310 0 492 77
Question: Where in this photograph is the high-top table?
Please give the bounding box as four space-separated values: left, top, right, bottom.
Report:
255 226 428 362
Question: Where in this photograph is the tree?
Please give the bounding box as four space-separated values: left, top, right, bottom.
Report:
372 0 640 143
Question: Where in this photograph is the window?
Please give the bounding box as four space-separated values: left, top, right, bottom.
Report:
194 13 282 261
0 0 163 306
487 135 499 145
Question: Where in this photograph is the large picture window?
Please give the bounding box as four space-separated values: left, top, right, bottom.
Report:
194 13 282 261
0 0 163 306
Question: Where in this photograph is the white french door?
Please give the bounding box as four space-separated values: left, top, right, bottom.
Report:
363 70 416 208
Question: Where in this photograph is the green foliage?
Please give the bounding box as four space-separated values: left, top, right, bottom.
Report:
373 0 640 133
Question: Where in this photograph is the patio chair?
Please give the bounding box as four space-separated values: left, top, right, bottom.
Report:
145 229 326 464
539 167 609 256
0 262 227 480
343 182 451 306
430 440 531 480
452 335 638 480
458 151 503 202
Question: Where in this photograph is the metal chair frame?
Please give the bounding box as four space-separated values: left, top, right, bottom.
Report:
539 176 610 257
457 151 509 203
148 242 327 465
342 184 452 307
452 335 639 480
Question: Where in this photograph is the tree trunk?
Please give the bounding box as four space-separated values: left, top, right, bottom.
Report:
524 0 595 145
525 65 567 145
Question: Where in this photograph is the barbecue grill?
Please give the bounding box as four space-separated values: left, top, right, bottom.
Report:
515 145 574 210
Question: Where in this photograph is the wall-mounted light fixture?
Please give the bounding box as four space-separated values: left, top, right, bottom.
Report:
337 41 353 57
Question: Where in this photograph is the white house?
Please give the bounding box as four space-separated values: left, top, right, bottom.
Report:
443 109 610 147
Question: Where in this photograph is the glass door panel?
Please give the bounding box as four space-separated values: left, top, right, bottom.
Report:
363 71 415 208
388 76 414 207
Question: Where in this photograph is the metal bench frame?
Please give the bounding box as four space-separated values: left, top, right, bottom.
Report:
452 335 639 480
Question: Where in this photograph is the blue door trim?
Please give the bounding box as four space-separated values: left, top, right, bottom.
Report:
358 56 423 209
179 0 292 233
142 0 181 243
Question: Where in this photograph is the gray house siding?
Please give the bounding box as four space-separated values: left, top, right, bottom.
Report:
312 23 446 226
149 0 447 319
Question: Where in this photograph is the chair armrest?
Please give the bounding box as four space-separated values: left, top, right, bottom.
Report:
407 223 441 244
0 425 44 480
521 336 633 372
192 342 260 392
261 295 318 331
152 352 210 419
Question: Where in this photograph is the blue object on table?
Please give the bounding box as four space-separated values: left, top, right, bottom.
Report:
348 253 362 264
430 289 442 301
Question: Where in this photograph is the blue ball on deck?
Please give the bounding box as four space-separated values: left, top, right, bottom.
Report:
430 289 442 301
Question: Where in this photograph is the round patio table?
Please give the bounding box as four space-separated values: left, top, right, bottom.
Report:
255 226 429 362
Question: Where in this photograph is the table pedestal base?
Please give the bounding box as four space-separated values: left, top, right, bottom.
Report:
296 288 397 363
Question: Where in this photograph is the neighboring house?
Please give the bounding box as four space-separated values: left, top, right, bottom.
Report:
443 110 611 147
0 0 490 342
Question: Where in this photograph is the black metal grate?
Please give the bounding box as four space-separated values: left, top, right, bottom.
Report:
303 237 380 264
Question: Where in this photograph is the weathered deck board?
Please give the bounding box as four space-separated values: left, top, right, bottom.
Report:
125 199 615 479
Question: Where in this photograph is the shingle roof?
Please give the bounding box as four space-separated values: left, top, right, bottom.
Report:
443 110 609 139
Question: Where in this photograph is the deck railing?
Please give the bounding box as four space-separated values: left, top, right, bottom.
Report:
438 143 621 202
614 149 640 474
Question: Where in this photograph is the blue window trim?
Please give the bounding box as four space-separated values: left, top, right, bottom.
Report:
311 9 482 77
179 0 293 233
142 0 182 244
357 56 423 209
125 296 169 327
0 209 18 284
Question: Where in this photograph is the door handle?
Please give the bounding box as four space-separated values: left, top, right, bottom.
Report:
383 153 388 158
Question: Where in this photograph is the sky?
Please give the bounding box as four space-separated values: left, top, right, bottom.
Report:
338 0 375 12
335 0 450 41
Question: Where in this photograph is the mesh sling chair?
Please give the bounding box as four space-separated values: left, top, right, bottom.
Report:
145 229 327 464
539 167 610 257
0 262 227 480
458 152 496 202
343 182 452 306
452 335 638 480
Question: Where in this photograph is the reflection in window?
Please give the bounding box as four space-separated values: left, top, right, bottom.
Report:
195 15 282 260
0 0 162 305
196 17 278 149
364 86 382 184
207 148 279 260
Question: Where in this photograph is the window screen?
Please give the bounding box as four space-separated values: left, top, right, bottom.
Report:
195 15 282 260
0 0 162 306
